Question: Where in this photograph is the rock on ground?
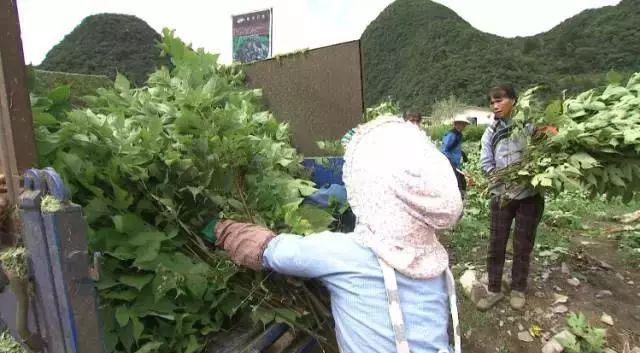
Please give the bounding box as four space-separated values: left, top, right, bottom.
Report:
596 290 613 299
567 277 581 287
541 339 563 353
600 313 614 326
542 330 575 353
517 331 534 343
459 270 477 296
553 294 569 305
553 305 569 314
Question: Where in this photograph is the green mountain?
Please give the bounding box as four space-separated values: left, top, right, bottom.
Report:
361 0 640 111
39 14 171 86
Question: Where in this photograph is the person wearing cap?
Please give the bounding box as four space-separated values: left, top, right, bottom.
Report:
208 117 463 353
440 117 471 199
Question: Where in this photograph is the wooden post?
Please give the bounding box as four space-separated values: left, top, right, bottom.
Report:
0 0 38 244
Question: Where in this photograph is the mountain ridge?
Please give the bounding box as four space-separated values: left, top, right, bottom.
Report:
361 0 640 111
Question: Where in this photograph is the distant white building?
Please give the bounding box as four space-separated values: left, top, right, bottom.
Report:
447 107 493 125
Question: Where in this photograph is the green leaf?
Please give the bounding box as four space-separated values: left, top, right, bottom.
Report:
285 204 334 235
47 85 71 104
119 273 154 291
131 315 144 342
185 335 202 353
133 342 163 353
84 197 111 224
544 100 562 122
623 129 640 144
273 308 301 325
601 85 629 101
115 73 131 93
134 239 161 263
115 305 130 327
113 214 148 234
185 274 207 299
34 112 59 126
608 168 626 187
129 231 166 247
101 288 138 301
569 152 598 169
104 330 119 353
118 325 135 353
251 306 276 326
112 182 135 210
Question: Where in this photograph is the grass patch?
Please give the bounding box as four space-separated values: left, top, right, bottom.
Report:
456 288 490 330
616 230 640 265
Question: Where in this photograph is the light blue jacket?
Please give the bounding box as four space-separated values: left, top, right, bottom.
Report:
263 232 451 353
480 118 537 199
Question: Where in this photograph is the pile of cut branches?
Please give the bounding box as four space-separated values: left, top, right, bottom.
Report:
495 72 640 202
32 29 334 353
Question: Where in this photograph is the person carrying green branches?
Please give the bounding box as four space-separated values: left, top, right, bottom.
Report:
477 84 557 311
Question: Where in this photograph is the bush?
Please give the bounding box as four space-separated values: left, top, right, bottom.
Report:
426 124 486 143
32 69 112 106
465 125 486 141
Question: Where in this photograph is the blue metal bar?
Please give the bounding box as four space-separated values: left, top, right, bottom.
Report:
18 168 68 353
289 336 317 353
245 323 289 352
40 170 104 353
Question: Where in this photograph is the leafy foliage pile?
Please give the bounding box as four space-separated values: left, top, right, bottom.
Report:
32 30 333 353
361 0 640 112
39 14 171 86
498 73 640 202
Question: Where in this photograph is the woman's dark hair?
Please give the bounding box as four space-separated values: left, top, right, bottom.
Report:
403 111 422 120
488 84 518 102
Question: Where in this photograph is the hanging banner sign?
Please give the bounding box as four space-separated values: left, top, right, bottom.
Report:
232 8 273 63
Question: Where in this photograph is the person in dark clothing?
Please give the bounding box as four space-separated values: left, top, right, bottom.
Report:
440 117 470 199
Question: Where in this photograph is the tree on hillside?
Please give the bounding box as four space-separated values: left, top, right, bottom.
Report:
39 14 171 86
361 0 640 111
430 95 466 123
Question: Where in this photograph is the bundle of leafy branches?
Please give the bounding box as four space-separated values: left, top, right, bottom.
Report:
32 29 335 353
496 72 640 202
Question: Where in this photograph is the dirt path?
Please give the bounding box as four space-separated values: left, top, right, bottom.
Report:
451 233 640 353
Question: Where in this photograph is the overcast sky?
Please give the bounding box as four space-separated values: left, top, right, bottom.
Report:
18 0 621 65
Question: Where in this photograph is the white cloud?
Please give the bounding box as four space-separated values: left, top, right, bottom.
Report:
17 0 621 65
